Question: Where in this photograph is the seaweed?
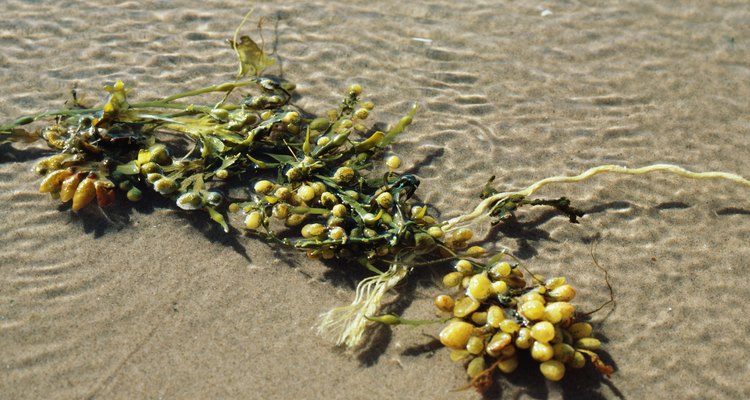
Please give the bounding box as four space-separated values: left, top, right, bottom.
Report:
2 18 749 394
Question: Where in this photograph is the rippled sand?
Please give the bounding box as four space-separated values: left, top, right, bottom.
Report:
1 1 749 399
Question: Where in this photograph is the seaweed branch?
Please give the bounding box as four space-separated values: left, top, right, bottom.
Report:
443 164 750 235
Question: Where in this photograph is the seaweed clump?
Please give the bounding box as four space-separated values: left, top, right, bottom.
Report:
433 256 613 388
2 23 749 394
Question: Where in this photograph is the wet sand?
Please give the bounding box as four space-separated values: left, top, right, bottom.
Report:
1 1 749 399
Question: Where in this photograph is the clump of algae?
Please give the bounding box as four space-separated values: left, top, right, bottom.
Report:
2 16 748 393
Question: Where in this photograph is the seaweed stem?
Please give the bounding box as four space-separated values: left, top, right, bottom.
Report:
443 164 750 233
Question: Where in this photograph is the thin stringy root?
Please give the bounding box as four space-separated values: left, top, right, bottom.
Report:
317 264 409 348
442 163 750 235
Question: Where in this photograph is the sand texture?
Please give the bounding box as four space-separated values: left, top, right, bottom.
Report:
1 1 749 399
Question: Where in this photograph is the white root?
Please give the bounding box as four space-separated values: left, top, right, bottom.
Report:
443 164 750 233
317 263 409 348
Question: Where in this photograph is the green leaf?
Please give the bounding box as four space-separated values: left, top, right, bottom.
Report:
115 161 140 175
480 175 497 199
206 206 229 233
180 174 204 192
267 153 296 164
97 80 130 127
230 36 276 78
486 249 509 267
353 131 384 153
378 103 417 148
137 148 152 165
102 80 129 113
303 126 311 156
200 135 226 158
218 154 241 170
1 128 39 144
247 155 277 169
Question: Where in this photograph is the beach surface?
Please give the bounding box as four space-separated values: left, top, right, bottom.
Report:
1 1 749 399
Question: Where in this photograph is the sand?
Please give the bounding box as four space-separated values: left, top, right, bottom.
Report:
1 1 749 399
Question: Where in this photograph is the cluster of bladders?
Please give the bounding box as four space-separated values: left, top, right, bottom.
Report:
36 155 115 211
240 162 437 261
436 256 613 385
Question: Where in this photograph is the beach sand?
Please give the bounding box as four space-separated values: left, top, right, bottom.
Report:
1 1 749 399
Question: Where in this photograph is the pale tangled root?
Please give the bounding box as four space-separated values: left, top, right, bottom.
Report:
317 264 409 348
443 164 750 234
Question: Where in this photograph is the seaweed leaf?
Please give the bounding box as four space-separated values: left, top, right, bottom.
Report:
180 174 204 192
378 103 417 148
303 126 312 156
115 161 140 175
228 8 276 79
95 80 130 127
480 175 497 199
218 154 241 171
1 127 39 144
206 206 230 233
230 36 276 78
247 155 277 169
200 135 226 158
267 153 297 164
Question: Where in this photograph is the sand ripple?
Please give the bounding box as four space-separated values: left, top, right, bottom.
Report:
1 1 749 399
